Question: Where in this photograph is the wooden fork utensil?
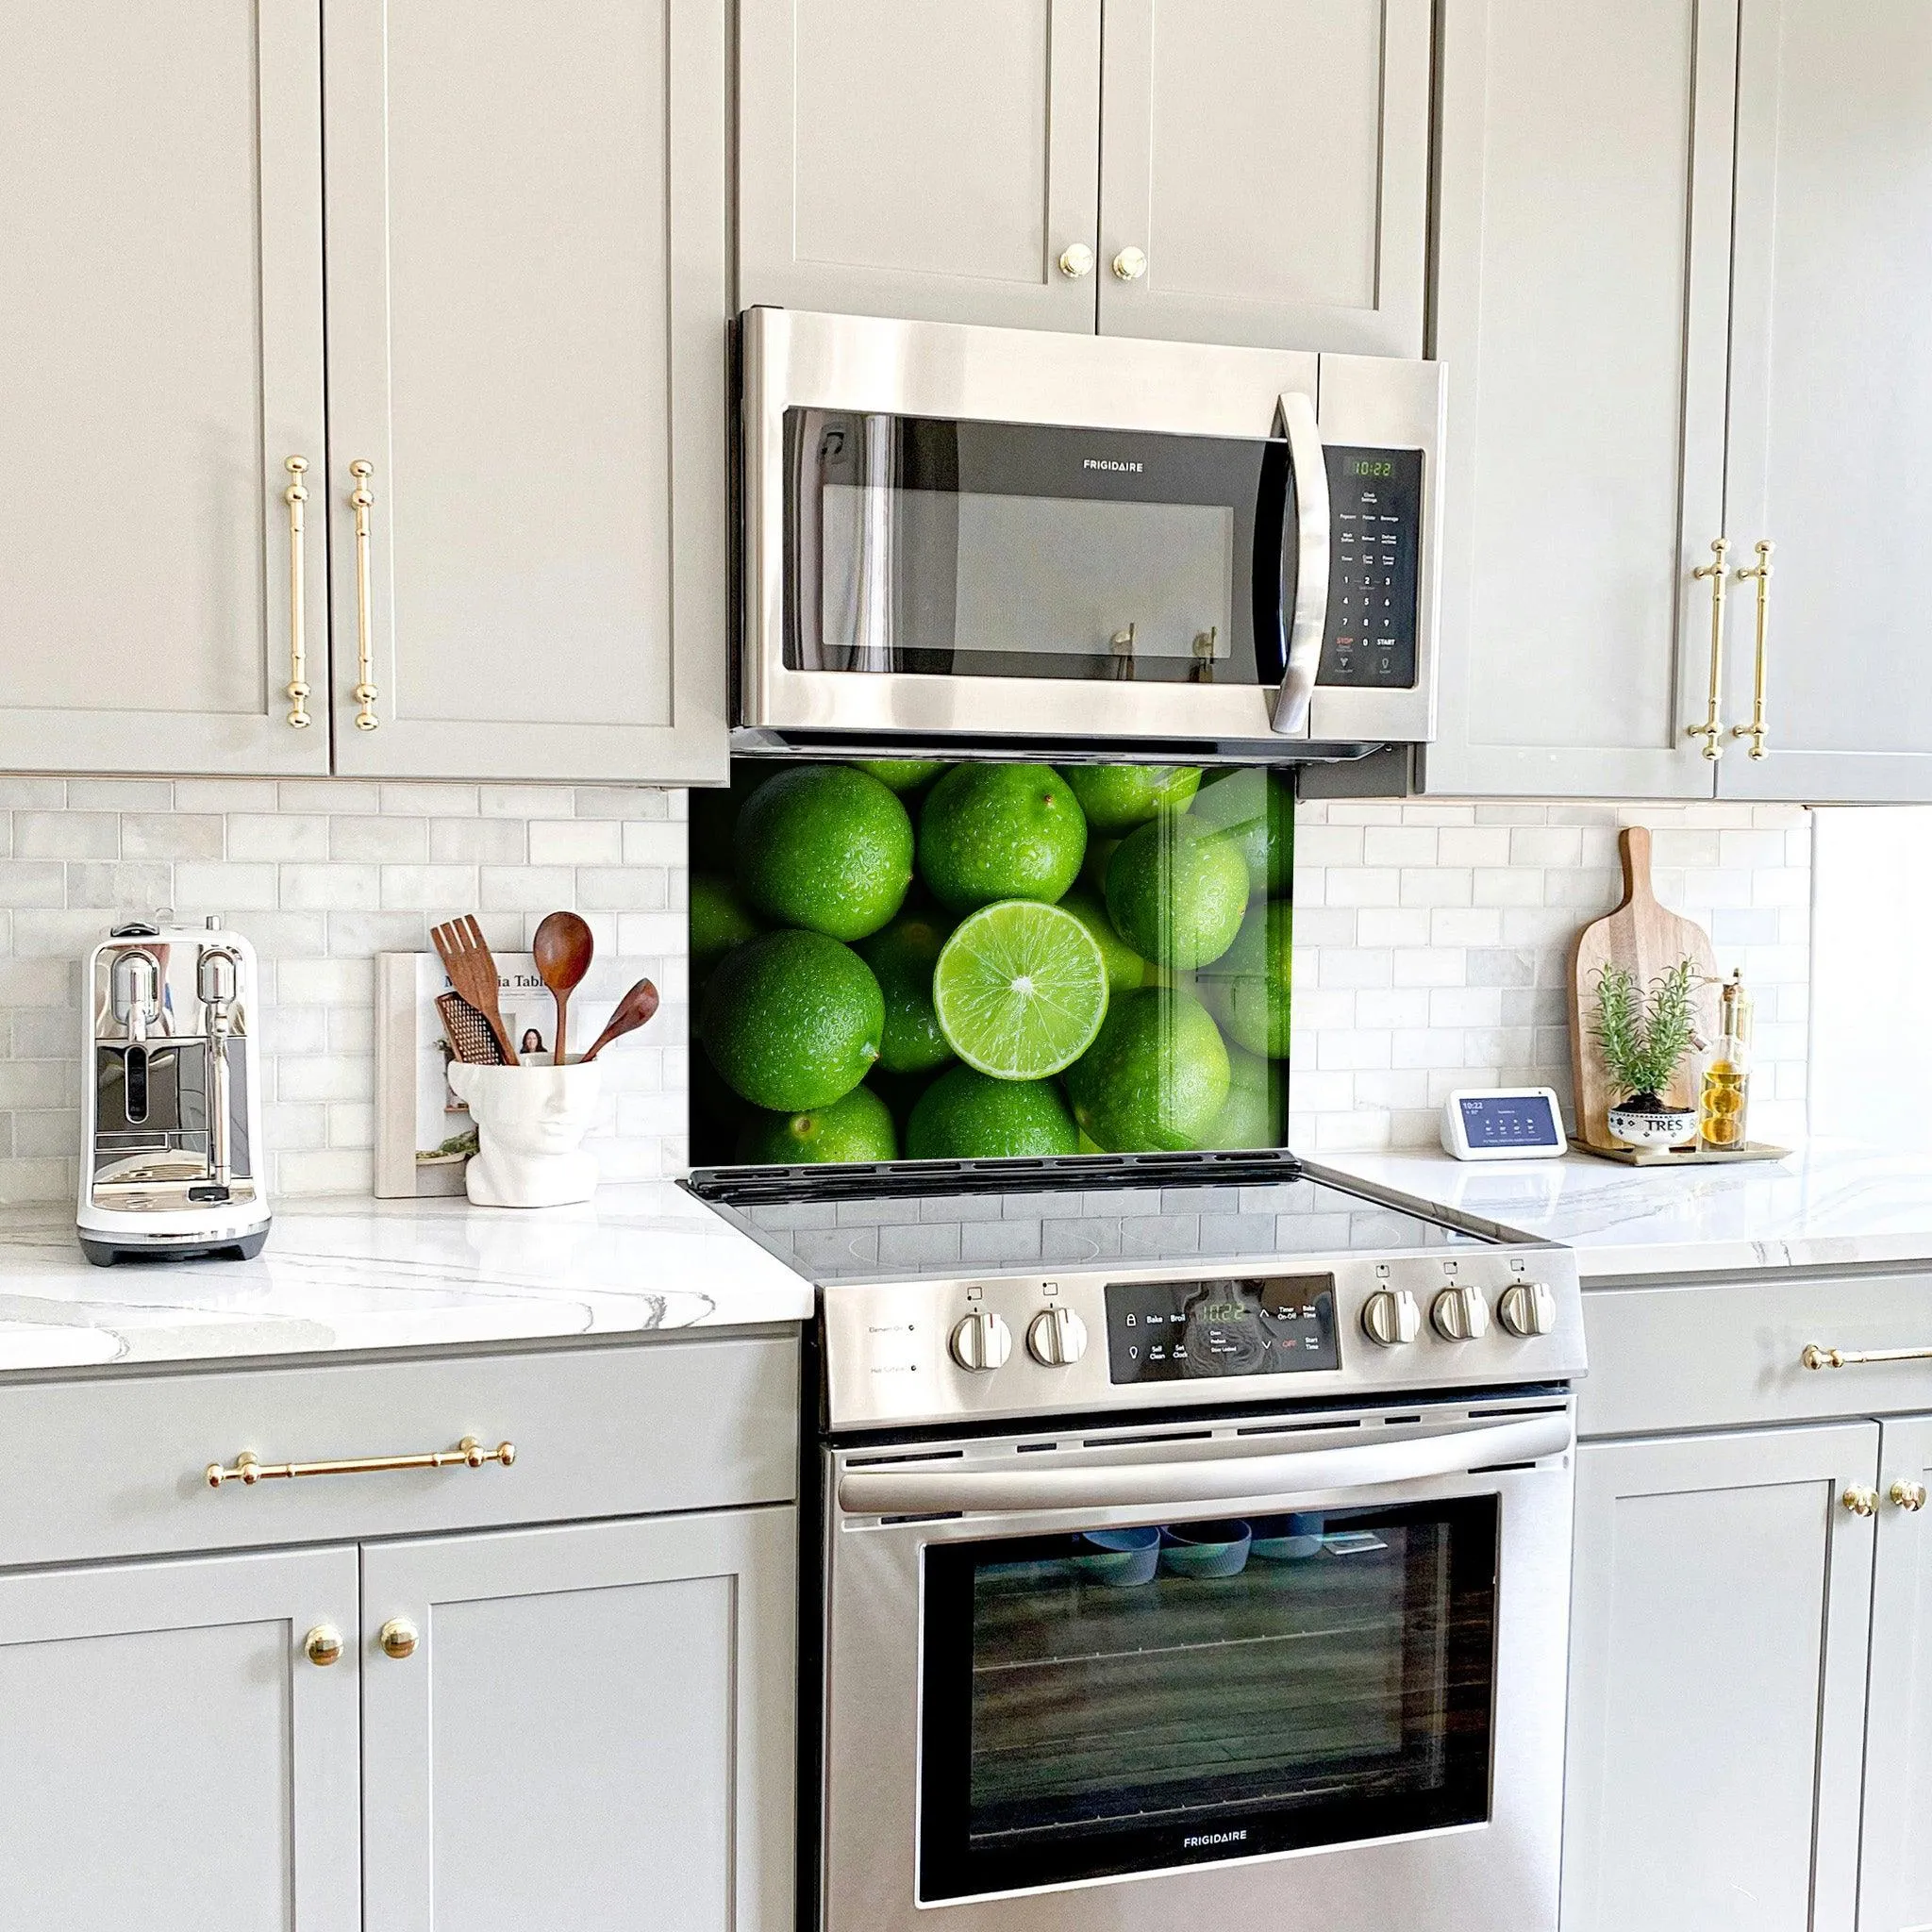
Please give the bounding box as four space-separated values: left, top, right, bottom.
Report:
431 915 518 1065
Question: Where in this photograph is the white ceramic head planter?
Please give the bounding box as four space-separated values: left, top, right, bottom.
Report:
447 1062 601 1208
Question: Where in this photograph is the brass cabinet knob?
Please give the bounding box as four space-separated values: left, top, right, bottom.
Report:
1891 1479 1928 1513
1111 245 1148 282
1058 242 1094 279
303 1624 343 1668
378 1617 419 1660
1843 1486 1880 1517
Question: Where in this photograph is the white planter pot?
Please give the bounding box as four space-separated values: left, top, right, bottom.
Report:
1607 1103 1698 1150
446 1061 601 1208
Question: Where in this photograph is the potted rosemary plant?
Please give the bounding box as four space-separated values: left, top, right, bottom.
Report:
1591 958 1701 1148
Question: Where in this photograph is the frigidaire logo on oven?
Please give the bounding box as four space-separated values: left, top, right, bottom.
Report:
1082 458 1143 473
1184 1830 1248 1849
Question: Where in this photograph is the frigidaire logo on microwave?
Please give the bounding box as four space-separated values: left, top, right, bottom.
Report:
1082 458 1143 474
1183 1829 1248 1849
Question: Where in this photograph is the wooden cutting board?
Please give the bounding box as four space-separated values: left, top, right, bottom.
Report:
1569 826 1722 1151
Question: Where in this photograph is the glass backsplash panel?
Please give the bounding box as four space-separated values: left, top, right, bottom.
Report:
690 759 1291 1168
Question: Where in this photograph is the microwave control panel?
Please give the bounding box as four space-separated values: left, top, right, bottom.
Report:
1104 1275 1340 1385
1319 444 1424 690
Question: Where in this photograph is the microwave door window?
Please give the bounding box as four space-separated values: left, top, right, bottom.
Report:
917 1496 1498 1900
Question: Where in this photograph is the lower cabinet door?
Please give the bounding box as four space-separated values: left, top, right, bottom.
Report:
1857 1415 1932 1932
361 1506 797 1932
0 1545 360 1932
1562 1424 1880 1932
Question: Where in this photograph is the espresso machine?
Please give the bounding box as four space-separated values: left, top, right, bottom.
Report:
76 916 270 1265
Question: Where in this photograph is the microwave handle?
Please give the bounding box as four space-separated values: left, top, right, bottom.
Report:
836 1410 1570 1518
1270 390 1331 736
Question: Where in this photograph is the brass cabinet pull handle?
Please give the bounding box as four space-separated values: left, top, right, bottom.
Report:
1803 1342 1932 1371
349 458 379 730
1890 1479 1928 1513
1687 537 1730 758
283 457 311 727
304 1624 344 1667
206 1434 515 1489
1843 1486 1880 1518
1732 539 1774 758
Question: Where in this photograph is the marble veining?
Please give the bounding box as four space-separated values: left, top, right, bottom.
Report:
1317 1140 1932 1278
0 1183 812 1374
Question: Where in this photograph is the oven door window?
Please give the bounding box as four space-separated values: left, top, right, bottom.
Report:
918 1496 1498 1900
784 409 1290 687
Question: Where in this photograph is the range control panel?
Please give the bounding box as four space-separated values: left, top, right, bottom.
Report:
1318 443 1424 691
820 1248 1586 1432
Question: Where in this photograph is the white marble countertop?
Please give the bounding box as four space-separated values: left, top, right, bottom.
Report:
0 1184 812 1374
1316 1140 1932 1279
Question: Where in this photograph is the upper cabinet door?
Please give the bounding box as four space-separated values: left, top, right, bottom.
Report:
1859 1415 1932 1932
323 0 730 785
1422 0 1736 799
738 0 1103 331
361 1507 796 1932
1095 0 1428 353
1721 0 1932 802
0 1545 360 1932
0 1 329 776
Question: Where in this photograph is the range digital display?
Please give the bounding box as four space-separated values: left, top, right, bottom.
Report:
1105 1275 1340 1384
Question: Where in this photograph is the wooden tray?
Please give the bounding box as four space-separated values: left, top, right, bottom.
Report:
1569 1138 1792 1167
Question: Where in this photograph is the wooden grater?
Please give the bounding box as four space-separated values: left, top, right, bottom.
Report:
437 991 507 1066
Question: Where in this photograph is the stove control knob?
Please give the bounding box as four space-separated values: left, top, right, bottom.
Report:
1431 1284 1491 1343
1026 1306 1089 1368
1360 1289 1421 1347
1498 1280 1557 1339
950 1309 1012 1374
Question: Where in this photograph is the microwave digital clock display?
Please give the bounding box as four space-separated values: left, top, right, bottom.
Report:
1320 443 1424 691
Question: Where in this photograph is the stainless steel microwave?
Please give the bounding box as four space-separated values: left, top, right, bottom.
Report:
737 308 1445 755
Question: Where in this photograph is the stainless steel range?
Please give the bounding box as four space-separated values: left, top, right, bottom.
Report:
697 1156 1584 1932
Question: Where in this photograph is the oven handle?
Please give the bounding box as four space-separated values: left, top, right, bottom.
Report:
1269 389 1330 737
837 1411 1571 1518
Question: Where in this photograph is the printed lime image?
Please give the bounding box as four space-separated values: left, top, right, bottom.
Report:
691 757 1292 1166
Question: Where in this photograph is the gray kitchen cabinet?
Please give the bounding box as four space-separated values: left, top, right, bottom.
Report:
0 0 331 777
0 1545 361 1932
1857 1416 1932 1932
1095 0 1429 355
1562 1423 1878 1932
737 0 1103 332
1423 0 1737 799
1716 0 1932 803
360 1507 797 1932
322 0 730 783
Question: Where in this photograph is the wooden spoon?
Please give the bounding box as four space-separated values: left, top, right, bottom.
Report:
532 910 594 1064
580 978 660 1062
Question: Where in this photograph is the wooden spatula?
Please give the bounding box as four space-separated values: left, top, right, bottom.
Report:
431 915 519 1065
1568 826 1719 1149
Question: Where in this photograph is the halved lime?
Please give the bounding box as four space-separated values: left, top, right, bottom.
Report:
931 900 1108 1080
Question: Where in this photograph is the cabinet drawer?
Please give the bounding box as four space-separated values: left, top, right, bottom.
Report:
1579 1269 1932 1437
0 1333 799 1569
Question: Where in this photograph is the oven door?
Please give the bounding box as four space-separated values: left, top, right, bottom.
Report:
820 1399 1573 1932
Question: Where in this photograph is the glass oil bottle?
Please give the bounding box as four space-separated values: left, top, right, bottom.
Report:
1699 971 1753 1151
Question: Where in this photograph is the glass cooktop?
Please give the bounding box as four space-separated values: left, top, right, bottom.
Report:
692 1162 1485 1286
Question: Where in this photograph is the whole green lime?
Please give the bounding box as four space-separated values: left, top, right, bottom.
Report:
917 763 1086 911
1198 1044 1284 1149
734 764 913 941
736 1084 897 1165
700 929 884 1110
1105 816 1251 969
1198 900 1292 1058
852 759 948 795
690 872 761 962
1057 764 1202 832
1058 890 1148 993
690 766 779 872
1188 768 1295 892
1064 986 1231 1152
857 910 956 1074
905 1066 1079 1160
